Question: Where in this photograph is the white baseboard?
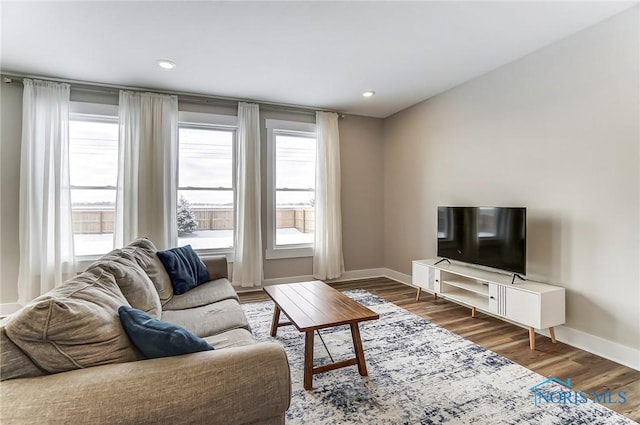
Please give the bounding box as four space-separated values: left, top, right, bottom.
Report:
254 267 410 291
382 268 412 286
336 268 386 281
258 274 314 288
537 326 640 371
460 310 640 372
0 303 21 316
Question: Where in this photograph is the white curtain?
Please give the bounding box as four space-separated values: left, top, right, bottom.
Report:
233 102 263 287
18 79 75 305
115 91 178 250
313 111 344 280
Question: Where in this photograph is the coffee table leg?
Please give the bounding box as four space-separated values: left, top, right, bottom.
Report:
350 323 368 376
270 305 281 337
304 331 315 390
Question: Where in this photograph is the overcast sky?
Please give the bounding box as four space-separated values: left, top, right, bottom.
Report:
69 121 316 207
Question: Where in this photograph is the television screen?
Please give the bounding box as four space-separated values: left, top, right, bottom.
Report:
437 207 526 275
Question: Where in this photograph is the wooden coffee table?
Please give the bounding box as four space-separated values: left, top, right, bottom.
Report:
263 280 379 390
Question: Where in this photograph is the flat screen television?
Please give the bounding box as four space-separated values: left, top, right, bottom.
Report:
437 206 526 275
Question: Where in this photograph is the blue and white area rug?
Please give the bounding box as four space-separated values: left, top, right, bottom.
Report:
242 289 635 425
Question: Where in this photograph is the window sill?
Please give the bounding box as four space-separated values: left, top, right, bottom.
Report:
194 248 235 263
265 246 313 260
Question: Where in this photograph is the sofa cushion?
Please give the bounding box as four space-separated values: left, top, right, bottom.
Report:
88 249 162 319
0 322 45 381
162 278 238 311
118 306 213 359
125 238 174 305
4 268 143 374
156 245 210 295
203 328 255 350
161 298 250 338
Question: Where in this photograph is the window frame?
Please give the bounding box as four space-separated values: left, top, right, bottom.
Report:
177 111 238 257
265 118 317 260
68 101 119 261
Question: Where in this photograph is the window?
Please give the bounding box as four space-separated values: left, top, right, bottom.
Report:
266 119 317 259
177 112 237 252
68 103 119 257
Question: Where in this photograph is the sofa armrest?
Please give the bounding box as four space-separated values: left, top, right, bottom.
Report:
0 342 290 425
201 255 229 280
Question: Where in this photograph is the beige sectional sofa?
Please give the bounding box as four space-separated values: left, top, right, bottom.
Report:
0 238 291 425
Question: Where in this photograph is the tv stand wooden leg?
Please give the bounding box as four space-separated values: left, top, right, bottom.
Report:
471 307 476 318
529 327 536 350
415 287 421 301
549 327 557 343
434 293 438 300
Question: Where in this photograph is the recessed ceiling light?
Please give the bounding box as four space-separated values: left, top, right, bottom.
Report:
157 59 176 70
362 90 375 98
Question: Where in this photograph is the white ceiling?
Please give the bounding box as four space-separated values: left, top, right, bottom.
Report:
1 1 636 118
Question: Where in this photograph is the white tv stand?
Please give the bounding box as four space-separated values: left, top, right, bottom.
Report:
412 259 565 350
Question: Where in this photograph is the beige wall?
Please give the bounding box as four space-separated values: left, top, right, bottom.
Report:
0 87 385 301
339 115 385 271
0 83 22 304
383 9 639 350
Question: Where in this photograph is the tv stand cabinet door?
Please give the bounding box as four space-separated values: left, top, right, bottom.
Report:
412 263 439 293
505 287 540 328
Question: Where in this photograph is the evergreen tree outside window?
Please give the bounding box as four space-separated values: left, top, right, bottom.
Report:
177 196 198 235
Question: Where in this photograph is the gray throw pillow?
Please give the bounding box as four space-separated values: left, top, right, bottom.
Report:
88 249 162 319
5 268 144 374
126 238 175 305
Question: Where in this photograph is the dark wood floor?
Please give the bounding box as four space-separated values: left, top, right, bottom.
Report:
238 277 640 422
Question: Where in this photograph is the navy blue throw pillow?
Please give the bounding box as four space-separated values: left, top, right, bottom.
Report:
118 305 213 359
156 245 210 295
